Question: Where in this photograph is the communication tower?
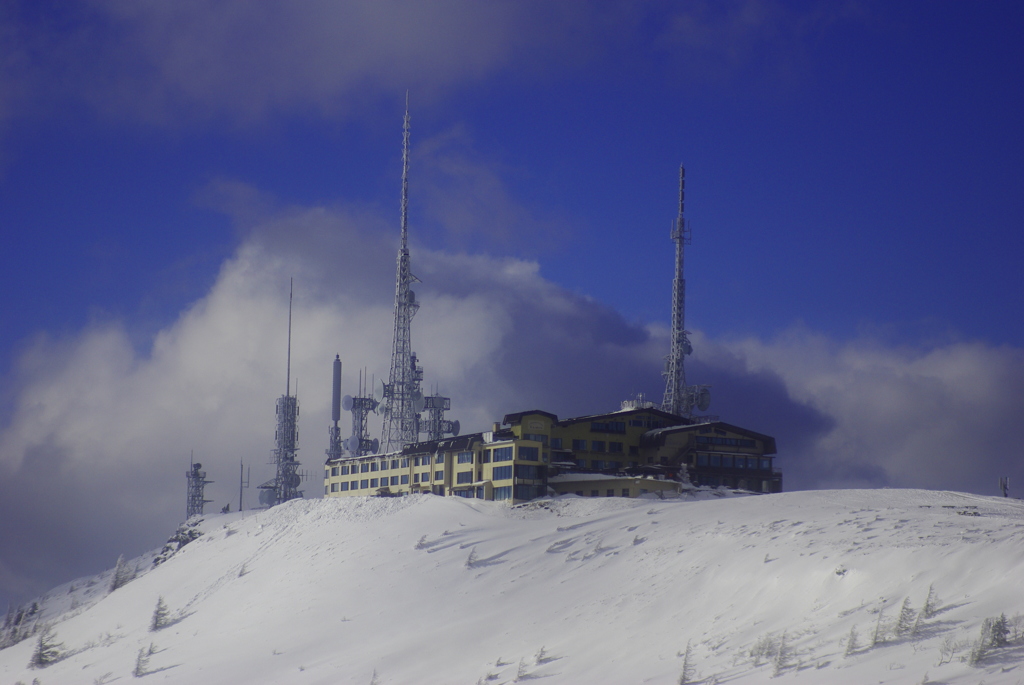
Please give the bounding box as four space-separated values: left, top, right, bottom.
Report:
379 95 426 453
662 165 711 418
186 458 213 519
258 279 303 506
343 368 380 457
421 392 460 442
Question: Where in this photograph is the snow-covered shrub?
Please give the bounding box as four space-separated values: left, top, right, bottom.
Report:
152 519 204 567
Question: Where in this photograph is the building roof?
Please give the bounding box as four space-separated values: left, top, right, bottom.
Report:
642 421 777 454
503 406 690 429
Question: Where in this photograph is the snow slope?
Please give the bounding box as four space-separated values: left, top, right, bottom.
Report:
2 489 1023 684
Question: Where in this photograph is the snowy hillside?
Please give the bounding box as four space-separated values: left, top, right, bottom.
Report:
2 489 1023 684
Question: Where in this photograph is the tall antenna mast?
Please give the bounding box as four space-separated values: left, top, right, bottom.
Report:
662 165 710 418
380 93 424 453
257 280 303 505
286 277 293 396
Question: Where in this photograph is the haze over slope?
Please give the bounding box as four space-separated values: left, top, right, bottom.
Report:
1 489 1023 684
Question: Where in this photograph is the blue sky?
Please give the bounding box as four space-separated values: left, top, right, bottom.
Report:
0 1 1022 605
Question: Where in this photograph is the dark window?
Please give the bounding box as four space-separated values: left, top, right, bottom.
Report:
360 463 369 473
493 486 512 500
401 458 409 468
457 451 474 464
331 467 339 477
492 465 513 480
370 478 379 488
515 464 542 480
435 471 443 480
575 491 584 496
590 421 626 434
360 479 369 489
457 471 473 484
482 450 491 463
572 439 587 451
514 484 543 500
606 489 614 497
400 475 409 485
341 465 350 475
436 454 444 464
370 462 378 472
590 490 599 497
518 446 539 461
341 482 349 491
330 483 338 492
351 480 359 489
413 473 419 483
592 441 605 452
493 446 514 462
454 489 473 498
761 459 771 470
592 459 604 470
722 456 734 468
609 442 623 453
391 476 399 486
522 433 548 445
629 446 639 456
697 453 708 466
710 455 721 467
577 459 588 468
621 489 630 497
550 438 563 449
391 460 400 469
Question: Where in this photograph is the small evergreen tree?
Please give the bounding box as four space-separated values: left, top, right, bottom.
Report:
989 613 1010 648
844 625 859 657
896 597 916 637
150 597 170 632
28 626 64 668
772 631 791 677
133 646 150 677
922 584 939 618
111 554 134 592
678 640 696 684
871 603 887 647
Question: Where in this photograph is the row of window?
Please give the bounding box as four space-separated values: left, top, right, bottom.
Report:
695 454 770 470
328 475 411 492
569 439 624 453
695 436 756 448
590 421 626 434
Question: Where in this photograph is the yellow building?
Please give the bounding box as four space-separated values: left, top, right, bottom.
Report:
324 407 780 503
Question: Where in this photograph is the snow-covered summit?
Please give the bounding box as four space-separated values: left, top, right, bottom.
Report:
1 488 1023 684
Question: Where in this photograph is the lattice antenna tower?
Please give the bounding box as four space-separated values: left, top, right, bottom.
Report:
662 165 710 418
422 389 460 442
186 452 213 519
258 279 303 506
343 369 379 457
380 94 425 453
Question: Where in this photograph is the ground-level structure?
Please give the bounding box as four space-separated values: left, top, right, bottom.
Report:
323 407 781 504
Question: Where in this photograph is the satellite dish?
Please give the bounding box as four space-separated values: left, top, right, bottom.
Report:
287 474 301 488
370 438 380 454
697 387 711 412
408 290 416 304
342 394 354 412
193 462 202 470
373 379 387 403
258 489 275 506
450 419 460 437
682 340 693 356
345 436 359 453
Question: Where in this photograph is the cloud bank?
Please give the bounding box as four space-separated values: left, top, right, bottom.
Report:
2 194 1022 609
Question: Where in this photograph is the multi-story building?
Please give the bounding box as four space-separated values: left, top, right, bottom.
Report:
323 407 781 503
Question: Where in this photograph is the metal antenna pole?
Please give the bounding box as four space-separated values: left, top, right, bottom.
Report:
286 277 293 397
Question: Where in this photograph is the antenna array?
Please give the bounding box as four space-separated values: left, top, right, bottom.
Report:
186 456 213 519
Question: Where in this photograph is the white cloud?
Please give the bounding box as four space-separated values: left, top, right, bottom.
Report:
696 330 1024 492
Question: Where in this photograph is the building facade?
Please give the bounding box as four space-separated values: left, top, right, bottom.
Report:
324 407 781 503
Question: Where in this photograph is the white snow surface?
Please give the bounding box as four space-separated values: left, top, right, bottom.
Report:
3 488 1024 684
